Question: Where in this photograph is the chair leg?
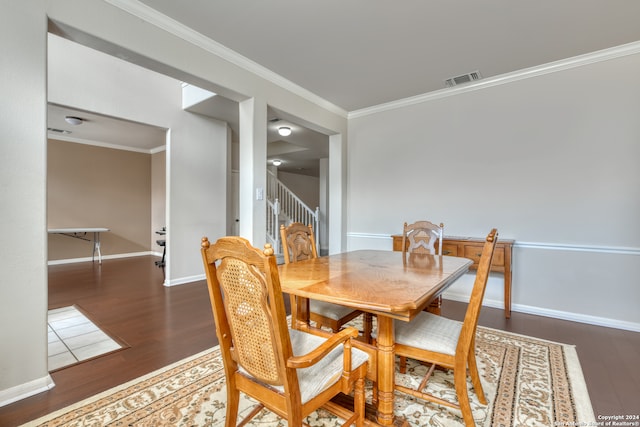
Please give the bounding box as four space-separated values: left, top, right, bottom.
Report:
453 364 475 427
225 387 240 427
371 378 378 406
289 294 298 320
286 411 304 427
362 313 373 343
467 341 486 404
354 375 366 427
399 356 407 374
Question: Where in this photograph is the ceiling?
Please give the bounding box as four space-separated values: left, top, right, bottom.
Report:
48 1 640 175
48 103 167 152
137 0 640 111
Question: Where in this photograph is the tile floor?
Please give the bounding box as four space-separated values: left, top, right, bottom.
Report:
48 306 123 371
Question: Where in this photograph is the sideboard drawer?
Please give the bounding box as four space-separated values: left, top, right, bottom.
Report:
441 243 458 257
463 245 505 268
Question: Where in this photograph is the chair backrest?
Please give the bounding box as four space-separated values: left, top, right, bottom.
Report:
200 236 296 389
457 228 498 354
280 222 318 264
402 220 444 255
404 252 442 271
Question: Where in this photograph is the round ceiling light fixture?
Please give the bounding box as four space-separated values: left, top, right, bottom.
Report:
65 116 84 126
278 126 292 136
272 159 282 166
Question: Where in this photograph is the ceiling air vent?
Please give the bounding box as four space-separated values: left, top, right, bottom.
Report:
445 71 482 88
47 127 71 135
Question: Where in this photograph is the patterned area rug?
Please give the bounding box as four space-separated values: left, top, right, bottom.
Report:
23 327 594 427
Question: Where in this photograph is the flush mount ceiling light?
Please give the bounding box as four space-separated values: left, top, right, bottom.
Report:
278 126 292 136
64 116 84 125
272 159 282 166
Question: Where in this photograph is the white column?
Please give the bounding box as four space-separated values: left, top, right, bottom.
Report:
328 133 346 254
238 97 268 247
319 158 329 255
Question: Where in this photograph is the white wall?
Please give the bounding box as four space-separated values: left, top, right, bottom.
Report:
151 151 166 252
48 34 228 285
278 171 320 209
1 0 348 404
167 112 229 282
45 0 348 255
348 51 640 330
0 1 52 406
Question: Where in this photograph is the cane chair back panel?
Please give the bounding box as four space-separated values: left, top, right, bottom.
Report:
217 257 280 384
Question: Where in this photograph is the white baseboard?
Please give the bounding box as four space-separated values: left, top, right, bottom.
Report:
443 292 640 333
164 274 205 287
47 251 156 265
0 374 55 408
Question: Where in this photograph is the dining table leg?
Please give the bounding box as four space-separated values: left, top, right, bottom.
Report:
376 315 395 426
291 295 310 330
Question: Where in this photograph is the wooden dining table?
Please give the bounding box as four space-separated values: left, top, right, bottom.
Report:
278 249 473 426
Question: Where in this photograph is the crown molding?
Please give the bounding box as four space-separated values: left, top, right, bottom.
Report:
48 133 163 154
150 145 167 154
104 0 348 118
349 40 640 119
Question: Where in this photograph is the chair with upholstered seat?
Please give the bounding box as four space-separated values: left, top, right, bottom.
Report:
200 236 369 426
393 228 498 427
398 220 445 372
402 220 444 257
402 220 445 310
280 223 371 341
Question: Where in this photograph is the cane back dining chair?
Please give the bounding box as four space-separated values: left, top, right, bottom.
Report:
201 236 369 426
402 220 445 321
280 223 372 341
393 228 498 427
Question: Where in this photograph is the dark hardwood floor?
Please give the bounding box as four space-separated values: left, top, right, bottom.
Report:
0 256 217 427
0 256 638 425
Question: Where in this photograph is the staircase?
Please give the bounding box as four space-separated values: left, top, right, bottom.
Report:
266 170 319 254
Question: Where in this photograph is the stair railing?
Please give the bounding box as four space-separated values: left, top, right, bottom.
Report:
266 170 319 253
266 197 280 252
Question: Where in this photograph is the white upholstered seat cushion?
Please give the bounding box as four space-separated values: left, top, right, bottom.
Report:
243 329 368 404
394 311 462 356
310 300 356 320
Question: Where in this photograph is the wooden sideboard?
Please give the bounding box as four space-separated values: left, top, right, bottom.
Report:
391 235 514 318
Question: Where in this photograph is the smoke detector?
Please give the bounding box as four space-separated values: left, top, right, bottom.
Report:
445 71 482 88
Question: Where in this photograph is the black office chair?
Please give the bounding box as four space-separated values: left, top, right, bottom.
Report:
155 227 166 267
